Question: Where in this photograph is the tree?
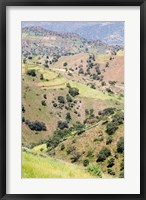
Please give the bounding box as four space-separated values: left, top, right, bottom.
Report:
78 68 84 74
58 96 65 104
106 122 118 135
57 121 68 129
107 157 115 168
27 69 36 77
69 87 79 97
66 112 71 122
63 62 68 66
41 100 46 106
117 137 124 153
106 135 112 145
25 120 47 131
97 147 111 162
83 159 89 167
40 74 44 80
66 94 73 102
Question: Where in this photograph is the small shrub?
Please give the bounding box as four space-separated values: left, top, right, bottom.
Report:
22 105 25 113
70 152 81 163
22 116 25 123
57 121 68 129
41 100 46 106
27 69 36 77
40 74 44 80
97 152 106 162
106 135 112 145
119 171 124 178
69 87 79 97
58 96 65 104
120 160 124 171
107 168 115 176
87 150 94 158
43 94 47 99
66 112 71 122
97 147 111 162
106 122 118 135
53 102 57 107
60 144 65 151
63 62 68 66
66 146 76 155
66 94 73 102
107 157 115 168
100 147 111 157
83 159 89 167
117 137 124 153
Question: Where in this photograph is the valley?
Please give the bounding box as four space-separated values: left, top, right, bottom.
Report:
22 22 124 178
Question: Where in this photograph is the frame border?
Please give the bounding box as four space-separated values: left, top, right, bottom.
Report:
0 0 145 199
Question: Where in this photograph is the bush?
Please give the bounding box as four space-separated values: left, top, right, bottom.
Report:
47 129 71 148
107 157 115 168
85 109 89 116
119 171 124 178
40 74 44 80
95 66 101 74
58 96 65 104
69 87 79 97
107 168 115 175
97 147 111 162
87 150 94 158
53 102 57 107
57 121 68 129
78 68 84 74
63 62 68 66
73 121 85 133
60 144 65 151
70 152 81 163
66 112 71 122
66 146 76 155
97 152 106 162
43 94 47 99
117 137 124 153
41 100 46 106
90 84 96 89
83 159 89 167
120 160 124 171
106 122 118 135
25 120 47 131
87 164 102 178
106 135 112 145
99 108 115 117
22 116 25 123
27 69 36 77
100 147 111 157
22 105 25 113
66 94 73 102
112 111 124 125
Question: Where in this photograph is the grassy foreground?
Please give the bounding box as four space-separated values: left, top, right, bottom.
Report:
22 151 94 178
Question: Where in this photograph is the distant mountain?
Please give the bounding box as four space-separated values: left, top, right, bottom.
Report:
22 22 124 46
22 26 121 58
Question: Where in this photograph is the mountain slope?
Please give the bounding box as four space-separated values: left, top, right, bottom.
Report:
22 149 95 178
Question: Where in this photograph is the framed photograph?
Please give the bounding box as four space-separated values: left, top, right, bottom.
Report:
0 0 145 199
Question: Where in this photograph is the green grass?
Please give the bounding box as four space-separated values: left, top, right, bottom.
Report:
22 151 94 178
32 143 47 153
69 81 121 101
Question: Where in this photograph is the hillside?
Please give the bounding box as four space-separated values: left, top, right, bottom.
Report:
22 23 124 178
22 21 124 46
22 149 95 178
